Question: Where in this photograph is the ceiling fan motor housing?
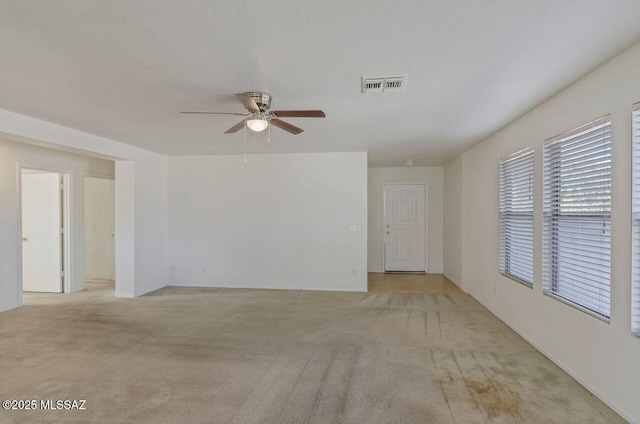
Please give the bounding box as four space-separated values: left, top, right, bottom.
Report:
243 92 272 111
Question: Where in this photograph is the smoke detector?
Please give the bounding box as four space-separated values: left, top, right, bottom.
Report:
362 75 408 94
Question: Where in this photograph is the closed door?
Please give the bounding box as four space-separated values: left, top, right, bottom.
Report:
85 177 115 280
22 171 62 292
384 184 426 272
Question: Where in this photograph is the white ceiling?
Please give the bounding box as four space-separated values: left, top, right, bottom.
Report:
1 1 640 166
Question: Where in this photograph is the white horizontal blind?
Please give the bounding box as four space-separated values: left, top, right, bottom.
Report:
499 148 534 284
632 103 640 335
542 117 611 320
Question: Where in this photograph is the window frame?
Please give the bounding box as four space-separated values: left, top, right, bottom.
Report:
498 147 535 287
631 103 640 336
542 115 612 322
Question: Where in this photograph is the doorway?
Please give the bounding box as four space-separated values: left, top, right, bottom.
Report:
84 176 115 289
383 183 427 272
20 168 69 294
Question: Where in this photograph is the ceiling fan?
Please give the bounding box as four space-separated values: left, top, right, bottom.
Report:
181 92 325 135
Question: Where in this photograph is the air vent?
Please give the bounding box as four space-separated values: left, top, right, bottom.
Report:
361 74 408 94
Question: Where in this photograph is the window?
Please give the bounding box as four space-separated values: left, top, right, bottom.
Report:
542 116 611 320
499 148 534 285
632 103 640 335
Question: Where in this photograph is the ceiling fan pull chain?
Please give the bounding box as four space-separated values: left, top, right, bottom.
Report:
268 123 271 143
243 124 247 163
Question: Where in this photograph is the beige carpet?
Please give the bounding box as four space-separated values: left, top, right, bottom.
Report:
0 280 625 423
368 273 465 294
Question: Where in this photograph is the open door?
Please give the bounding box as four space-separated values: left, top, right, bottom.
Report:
21 170 63 292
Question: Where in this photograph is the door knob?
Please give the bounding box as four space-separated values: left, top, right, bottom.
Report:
22 237 28 241
384 231 390 235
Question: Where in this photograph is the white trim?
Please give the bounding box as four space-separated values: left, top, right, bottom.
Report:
17 163 73 299
631 102 640 337
382 182 428 273
16 165 22 307
0 304 20 313
499 272 534 289
62 172 72 294
168 282 368 293
134 279 167 297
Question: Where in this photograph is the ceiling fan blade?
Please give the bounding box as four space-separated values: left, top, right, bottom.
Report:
224 120 247 134
181 111 248 116
273 110 325 118
270 119 304 135
235 93 260 112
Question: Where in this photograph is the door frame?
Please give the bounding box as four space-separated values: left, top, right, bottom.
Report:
382 182 428 273
17 163 72 304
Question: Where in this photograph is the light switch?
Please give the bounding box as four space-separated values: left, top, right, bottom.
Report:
349 224 357 232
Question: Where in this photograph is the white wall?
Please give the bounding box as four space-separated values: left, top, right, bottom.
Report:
368 167 443 273
85 177 115 281
114 161 136 298
0 138 114 311
445 42 640 422
168 152 368 292
0 108 169 301
443 157 462 285
133 153 169 296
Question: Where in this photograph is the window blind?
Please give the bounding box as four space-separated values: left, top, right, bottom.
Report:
499 148 534 285
542 116 611 320
632 103 640 335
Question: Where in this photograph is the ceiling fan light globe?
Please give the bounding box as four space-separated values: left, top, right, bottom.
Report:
247 119 268 132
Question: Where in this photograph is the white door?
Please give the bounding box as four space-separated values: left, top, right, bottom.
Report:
85 177 115 281
22 171 62 292
384 183 426 272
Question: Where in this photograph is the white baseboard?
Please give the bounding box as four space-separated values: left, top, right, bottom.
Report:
169 282 367 293
443 272 463 289
135 280 168 297
0 303 20 313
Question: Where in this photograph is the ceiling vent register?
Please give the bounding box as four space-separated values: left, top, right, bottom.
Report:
361 75 408 94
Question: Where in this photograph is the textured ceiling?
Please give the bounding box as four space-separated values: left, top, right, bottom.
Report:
1 1 640 166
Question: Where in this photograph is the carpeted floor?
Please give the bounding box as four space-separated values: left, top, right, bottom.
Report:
0 278 625 423
368 273 465 294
